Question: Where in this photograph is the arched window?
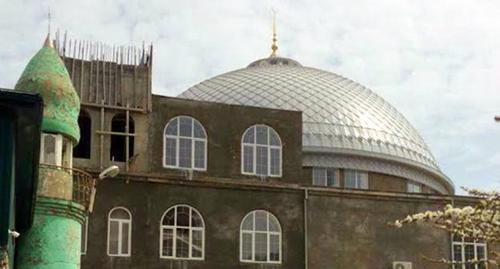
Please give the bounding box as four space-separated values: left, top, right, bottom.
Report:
240 210 281 263
160 205 205 260
107 207 132 257
74 110 91 159
110 113 134 162
163 116 207 170
241 125 282 177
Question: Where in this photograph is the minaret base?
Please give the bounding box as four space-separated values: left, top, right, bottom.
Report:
16 197 86 269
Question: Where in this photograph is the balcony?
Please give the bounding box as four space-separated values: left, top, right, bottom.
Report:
38 164 95 211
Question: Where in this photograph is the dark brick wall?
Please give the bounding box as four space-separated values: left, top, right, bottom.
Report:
81 177 476 269
149 96 303 184
307 191 451 269
82 178 305 269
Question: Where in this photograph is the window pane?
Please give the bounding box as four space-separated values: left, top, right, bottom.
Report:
269 216 280 232
256 146 268 175
109 220 119 254
243 146 254 173
344 170 357 189
269 130 280 146
178 138 192 168
165 138 177 166
453 244 463 264
162 228 173 257
194 140 205 169
193 121 206 138
242 214 253 230
176 206 190 226
165 118 178 135
270 234 280 261
179 117 193 137
256 126 268 145
110 208 129 219
243 127 255 143
408 182 421 193
121 222 130 255
270 148 280 176
255 211 267 231
254 233 268 261
43 134 57 165
191 211 203 228
163 208 175 225
241 233 253 261
176 228 190 258
192 230 203 258
464 245 475 269
326 169 339 187
477 246 486 269
312 168 326 186
359 173 368 189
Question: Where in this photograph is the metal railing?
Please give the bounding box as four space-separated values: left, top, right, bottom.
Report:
39 164 95 211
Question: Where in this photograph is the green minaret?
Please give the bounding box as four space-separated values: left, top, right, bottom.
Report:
15 35 85 269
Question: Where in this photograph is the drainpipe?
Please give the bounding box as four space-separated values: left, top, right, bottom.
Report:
304 188 309 269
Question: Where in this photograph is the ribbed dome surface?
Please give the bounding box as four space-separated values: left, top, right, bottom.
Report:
179 58 440 173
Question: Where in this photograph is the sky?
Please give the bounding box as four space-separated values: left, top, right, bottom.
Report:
1 0 500 194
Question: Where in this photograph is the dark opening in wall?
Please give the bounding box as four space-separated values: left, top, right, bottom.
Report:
110 113 135 162
74 110 91 159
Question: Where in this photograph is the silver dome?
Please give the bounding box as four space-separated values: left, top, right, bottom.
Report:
179 57 454 193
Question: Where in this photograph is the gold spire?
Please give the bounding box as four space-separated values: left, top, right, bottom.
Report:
270 9 278 57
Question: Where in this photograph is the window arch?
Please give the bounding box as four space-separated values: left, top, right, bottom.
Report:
240 210 282 263
110 113 135 162
74 110 91 159
160 205 205 260
241 125 282 177
163 116 207 170
107 207 132 257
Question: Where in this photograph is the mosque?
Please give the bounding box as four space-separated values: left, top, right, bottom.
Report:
2 24 490 269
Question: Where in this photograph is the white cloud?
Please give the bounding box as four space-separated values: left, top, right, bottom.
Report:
1 0 500 194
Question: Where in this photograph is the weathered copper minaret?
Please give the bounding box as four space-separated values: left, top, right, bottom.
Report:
14 35 89 269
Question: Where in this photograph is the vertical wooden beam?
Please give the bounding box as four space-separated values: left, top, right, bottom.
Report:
99 99 105 169
95 42 100 104
125 105 130 172
71 40 76 82
147 44 153 112
133 47 137 109
88 43 94 104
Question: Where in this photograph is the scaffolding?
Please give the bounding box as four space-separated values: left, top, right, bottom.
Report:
54 32 153 172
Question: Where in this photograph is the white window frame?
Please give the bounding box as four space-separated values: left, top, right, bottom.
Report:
81 216 89 255
40 133 63 166
40 133 73 169
163 116 208 171
241 125 282 177
107 207 132 257
407 181 422 193
344 170 369 189
312 167 340 187
159 204 205 260
451 236 488 269
240 210 282 264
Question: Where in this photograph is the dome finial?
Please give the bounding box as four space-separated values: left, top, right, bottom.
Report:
43 7 53 48
270 9 278 57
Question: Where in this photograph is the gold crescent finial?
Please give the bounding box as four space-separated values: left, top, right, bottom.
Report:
270 9 278 57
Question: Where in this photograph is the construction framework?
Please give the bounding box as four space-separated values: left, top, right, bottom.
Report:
53 31 153 171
